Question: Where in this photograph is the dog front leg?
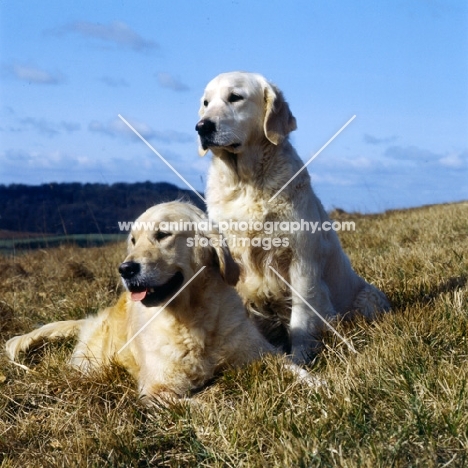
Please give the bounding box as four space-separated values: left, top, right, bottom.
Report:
288 264 335 364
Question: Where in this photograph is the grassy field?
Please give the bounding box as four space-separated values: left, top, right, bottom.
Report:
0 234 127 256
0 202 467 467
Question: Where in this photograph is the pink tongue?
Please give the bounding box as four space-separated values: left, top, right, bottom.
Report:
131 290 147 302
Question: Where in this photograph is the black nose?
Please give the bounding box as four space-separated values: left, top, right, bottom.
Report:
195 119 216 137
118 261 140 280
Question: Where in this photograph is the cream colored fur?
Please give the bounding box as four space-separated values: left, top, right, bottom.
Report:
196 71 391 363
6 202 276 402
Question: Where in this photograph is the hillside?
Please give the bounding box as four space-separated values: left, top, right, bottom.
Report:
0 202 467 466
0 182 205 236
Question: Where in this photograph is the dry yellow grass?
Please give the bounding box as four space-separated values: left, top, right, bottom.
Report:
1 202 467 467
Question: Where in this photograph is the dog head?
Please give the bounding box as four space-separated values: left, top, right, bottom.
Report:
118 201 239 307
195 71 297 156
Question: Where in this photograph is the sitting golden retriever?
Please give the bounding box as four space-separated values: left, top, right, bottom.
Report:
6 201 276 402
196 71 390 363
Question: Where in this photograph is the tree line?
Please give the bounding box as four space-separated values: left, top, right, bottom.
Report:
0 182 205 235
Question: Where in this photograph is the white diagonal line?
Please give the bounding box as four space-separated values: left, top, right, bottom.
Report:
268 266 357 353
118 114 206 203
269 115 356 202
117 266 206 354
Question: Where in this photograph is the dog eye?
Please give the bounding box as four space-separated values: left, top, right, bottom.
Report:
228 93 243 103
130 236 136 245
203 99 209 107
155 231 172 241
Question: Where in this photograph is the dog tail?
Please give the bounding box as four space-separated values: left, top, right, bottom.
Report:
5 320 86 361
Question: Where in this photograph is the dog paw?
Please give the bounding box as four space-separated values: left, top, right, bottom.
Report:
284 363 327 389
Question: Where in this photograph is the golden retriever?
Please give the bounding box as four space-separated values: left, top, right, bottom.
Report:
196 71 390 364
5 201 277 402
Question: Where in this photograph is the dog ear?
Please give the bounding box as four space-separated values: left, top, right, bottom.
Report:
263 83 297 145
203 231 240 286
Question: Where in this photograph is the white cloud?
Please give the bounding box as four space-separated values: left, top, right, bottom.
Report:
307 143 468 212
3 63 65 85
88 117 193 144
156 72 190 92
438 151 467 168
1 148 84 173
363 134 398 145
20 118 59 137
384 145 439 161
99 76 130 87
384 146 468 170
60 121 81 133
311 173 354 186
48 21 158 52
19 118 81 137
0 148 181 185
310 153 385 173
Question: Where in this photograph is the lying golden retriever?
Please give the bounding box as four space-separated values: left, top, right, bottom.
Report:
196 71 390 363
6 201 277 402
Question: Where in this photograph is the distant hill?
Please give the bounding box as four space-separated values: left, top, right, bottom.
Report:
0 182 205 236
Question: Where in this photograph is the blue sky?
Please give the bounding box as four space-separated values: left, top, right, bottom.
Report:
1 0 467 213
